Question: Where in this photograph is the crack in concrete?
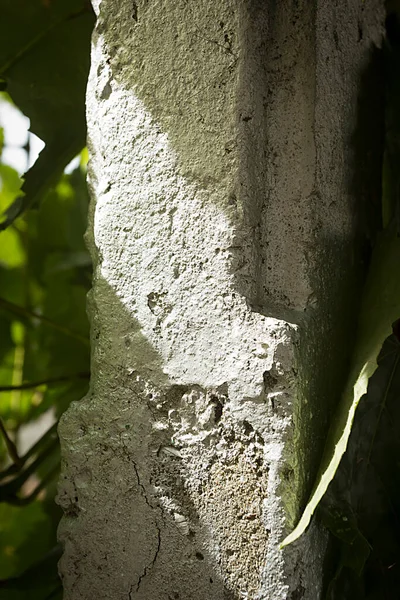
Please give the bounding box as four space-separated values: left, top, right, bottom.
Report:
135 526 161 594
129 583 134 599
131 460 162 595
194 24 237 59
132 460 152 507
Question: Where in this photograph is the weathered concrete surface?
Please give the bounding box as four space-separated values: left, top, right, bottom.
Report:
57 1 384 599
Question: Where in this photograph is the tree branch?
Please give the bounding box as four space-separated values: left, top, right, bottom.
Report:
0 372 90 391
0 417 22 467
0 297 89 345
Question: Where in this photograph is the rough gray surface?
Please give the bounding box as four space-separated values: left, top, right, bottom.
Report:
57 1 384 598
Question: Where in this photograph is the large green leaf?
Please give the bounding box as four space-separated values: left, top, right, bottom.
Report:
282 228 400 546
322 332 400 598
0 0 94 229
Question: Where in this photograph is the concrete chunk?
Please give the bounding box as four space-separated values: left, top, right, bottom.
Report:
58 1 384 598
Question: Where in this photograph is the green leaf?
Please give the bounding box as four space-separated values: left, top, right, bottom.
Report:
0 165 25 268
0 164 90 429
322 332 400 596
0 544 62 600
24 167 91 382
0 502 53 579
0 0 94 229
282 228 400 546
0 167 26 340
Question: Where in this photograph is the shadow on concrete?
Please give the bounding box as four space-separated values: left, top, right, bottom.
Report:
59 275 246 599
59 3 385 599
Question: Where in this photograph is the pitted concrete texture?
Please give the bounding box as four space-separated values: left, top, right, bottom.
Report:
57 1 384 598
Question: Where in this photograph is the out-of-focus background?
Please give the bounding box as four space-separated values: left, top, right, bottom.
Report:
0 2 94 598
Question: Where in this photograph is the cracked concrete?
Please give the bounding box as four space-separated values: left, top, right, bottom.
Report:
58 0 384 598
131 459 162 593
134 527 161 594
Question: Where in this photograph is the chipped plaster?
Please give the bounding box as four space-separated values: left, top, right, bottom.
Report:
58 1 384 598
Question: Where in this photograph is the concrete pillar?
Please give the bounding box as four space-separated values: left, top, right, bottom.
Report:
57 1 383 598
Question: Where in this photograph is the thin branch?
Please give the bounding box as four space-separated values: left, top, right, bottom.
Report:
0 371 90 392
0 437 59 499
0 297 90 346
7 463 60 506
0 417 22 467
0 422 58 481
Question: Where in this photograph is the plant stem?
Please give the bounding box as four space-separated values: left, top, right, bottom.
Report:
0 417 22 467
0 372 90 392
0 297 89 345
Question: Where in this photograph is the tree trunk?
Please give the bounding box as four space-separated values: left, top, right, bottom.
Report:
57 1 384 598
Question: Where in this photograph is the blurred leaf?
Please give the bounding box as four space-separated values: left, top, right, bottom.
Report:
0 0 94 228
0 544 62 600
283 228 400 546
0 165 25 266
0 165 26 379
24 167 91 384
0 502 54 579
0 164 90 430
